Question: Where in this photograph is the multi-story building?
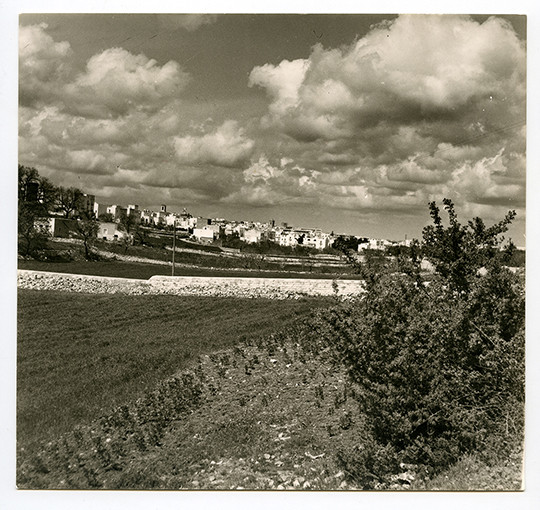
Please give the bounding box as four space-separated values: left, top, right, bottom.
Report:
303 230 331 250
357 238 392 251
165 213 179 227
193 226 215 243
106 204 127 221
78 193 95 217
277 229 297 247
127 204 140 218
93 202 109 218
140 209 152 225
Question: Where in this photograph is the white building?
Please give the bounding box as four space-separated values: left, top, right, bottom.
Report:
93 202 109 218
139 208 167 226
127 204 140 218
106 204 127 221
193 227 215 243
165 213 179 227
242 229 262 244
140 209 152 225
303 230 331 250
98 222 130 241
278 229 298 247
358 238 393 251
276 228 330 250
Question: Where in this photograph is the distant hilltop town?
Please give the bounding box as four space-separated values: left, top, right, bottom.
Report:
18 164 411 253
91 199 412 252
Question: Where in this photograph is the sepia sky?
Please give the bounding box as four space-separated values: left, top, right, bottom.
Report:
18 13 527 242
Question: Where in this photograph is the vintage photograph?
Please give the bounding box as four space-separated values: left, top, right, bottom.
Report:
16 13 526 493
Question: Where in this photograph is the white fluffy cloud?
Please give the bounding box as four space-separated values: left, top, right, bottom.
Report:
20 23 191 118
69 48 190 117
250 15 525 141
157 14 219 32
174 120 254 168
18 16 526 238
19 23 74 106
249 59 309 119
243 156 284 183
245 14 526 219
222 156 321 207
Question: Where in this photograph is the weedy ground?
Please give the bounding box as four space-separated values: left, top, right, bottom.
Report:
17 289 331 452
17 325 523 490
16 333 373 490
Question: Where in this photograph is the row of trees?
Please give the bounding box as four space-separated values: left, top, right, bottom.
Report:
18 165 92 220
18 165 86 257
18 165 135 259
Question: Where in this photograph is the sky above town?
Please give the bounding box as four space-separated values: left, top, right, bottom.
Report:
18 13 527 242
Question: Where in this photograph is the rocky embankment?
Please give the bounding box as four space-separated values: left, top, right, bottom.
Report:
17 270 364 300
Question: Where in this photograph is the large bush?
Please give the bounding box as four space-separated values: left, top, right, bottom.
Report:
306 200 525 486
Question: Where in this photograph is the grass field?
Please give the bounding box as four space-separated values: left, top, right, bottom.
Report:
17 288 331 452
24 236 353 275
17 317 523 490
17 259 362 280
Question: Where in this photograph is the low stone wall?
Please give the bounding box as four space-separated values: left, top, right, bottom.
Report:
17 270 364 299
149 275 364 298
17 270 153 295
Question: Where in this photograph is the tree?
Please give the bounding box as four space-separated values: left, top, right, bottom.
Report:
37 176 58 213
118 210 140 235
18 165 57 216
220 232 245 250
75 213 99 260
304 200 524 485
133 226 151 247
98 212 115 223
18 165 40 203
422 198 516 293
18 204 50 257
18 165 55 257
55 186 84 218
332 235 361 253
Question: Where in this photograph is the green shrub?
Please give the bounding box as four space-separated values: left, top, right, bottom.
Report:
304 200 525 483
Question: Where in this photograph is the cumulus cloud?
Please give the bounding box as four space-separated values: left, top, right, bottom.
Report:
19 22 203 200
19 23 74 106
447 150 525 207
68 48 190 117
65 150 109 174
243 156 284 183
246 14 526 216
222 156 321 207
18 15 525 238
158 14 219 32
174 120 254 168
250 14 525 141
249 59 309 119
19 23 191 118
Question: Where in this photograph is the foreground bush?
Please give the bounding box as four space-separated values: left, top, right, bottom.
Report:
304 200 525 487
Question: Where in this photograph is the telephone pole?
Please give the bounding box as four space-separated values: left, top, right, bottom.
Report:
172 219 176 276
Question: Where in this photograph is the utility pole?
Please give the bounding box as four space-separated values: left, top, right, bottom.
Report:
172 218 176 276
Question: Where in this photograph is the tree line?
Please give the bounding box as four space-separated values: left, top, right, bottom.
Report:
18 165 141 259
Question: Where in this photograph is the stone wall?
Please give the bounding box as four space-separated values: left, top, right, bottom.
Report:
17 270 364 299
149 275 363 298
